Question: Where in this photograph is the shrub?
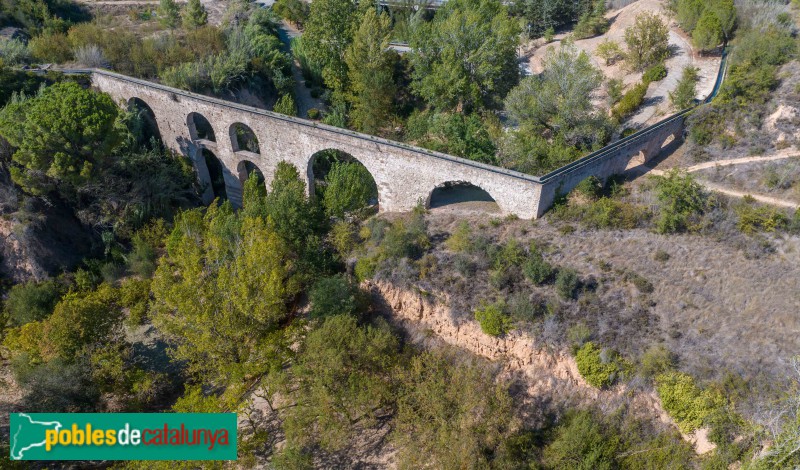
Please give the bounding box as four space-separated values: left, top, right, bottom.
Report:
555 269 580 300
643 63 667 84
491 239 526 271
572 176 603 201
612 82 648 121
639 344 676 378
354 256 378 282
656 371 726 433
5 280 63 326
306 108 320 119
522 249 553 285
734 201 789 233
581 198 646 229
119 278 151 327
506 292 545 323
74 44 109 68
653 249 671 262
329 220 357 258
380 215 429 260
445 221 473 253
308 275 367 319
627 272 654 294
28 33 72 64
474 302 512 337
574 342 621 389
653 169 707 234
273 94 298 116
567 323 592 347
0 38 31 65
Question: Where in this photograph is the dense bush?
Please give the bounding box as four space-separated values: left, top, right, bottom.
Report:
322 162 378 219
612 82 648 121
643 63 667 84
734 199 790 234
5 280 63 326
555 268 580 300
653 169 708 234
574 342 623 389
522 248 553 285
405 111 497 164
474 301 512 336
656 371 726 433
308 275 367 319
445 221 473 253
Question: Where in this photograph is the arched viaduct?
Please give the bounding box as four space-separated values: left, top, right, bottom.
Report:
88 70 687 219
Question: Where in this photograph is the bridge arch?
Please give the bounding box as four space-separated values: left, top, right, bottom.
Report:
427 181 500 213
307 149 379 215
127 97 162 148
229 122 260 154
187 112 216 142
237 160 266 187
202 148 228 201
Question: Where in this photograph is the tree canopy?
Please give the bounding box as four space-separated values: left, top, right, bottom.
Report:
408 0 520 112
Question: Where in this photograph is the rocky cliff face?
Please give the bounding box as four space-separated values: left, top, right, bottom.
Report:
365 279 677 429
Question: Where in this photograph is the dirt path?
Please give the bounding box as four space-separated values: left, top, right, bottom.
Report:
524 0 720 128
276 20 324 119
682 152 800 173
649 151 800 209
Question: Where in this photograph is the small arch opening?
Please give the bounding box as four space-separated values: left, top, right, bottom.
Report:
661 134 676 149
202 148 227 200
229 123 260 154
308 149 378 218
428 181 500 213
237 160 265 186
127 98 162 149
187 112 216 141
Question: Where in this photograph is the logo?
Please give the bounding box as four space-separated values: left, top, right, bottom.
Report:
9 413 237 461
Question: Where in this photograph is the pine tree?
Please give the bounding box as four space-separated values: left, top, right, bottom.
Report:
157 0 181 29
182 0 208 29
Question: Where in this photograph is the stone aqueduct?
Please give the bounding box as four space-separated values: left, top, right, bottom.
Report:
89 70 686 218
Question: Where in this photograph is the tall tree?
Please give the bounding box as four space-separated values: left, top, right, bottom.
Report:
157 0 181 29
624 12 670 70
0 81 122 197
344 9 396 134
409 0 520 112
302 0 357 98
692 10 723 53
182 0 208 29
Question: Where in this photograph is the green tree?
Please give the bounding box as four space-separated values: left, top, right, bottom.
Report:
596 38 623 66
675 0 704 32
151 204 301 386
322 161 378 218
392 350 516 468
505 44 604 137
542 410 621 469
273 93 297 116
0 82 122 197
273 0 310 27
653 169 707 234
344 9 396 134
157 0 181 29
669 66 699 109
408 0 520 112
302 0 357 96
182 0 208 29
692 10 723 53
308 275 367 319
624 12 670 70
282 314 399 451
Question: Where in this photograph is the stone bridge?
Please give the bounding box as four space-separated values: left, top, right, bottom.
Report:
88 70 688 219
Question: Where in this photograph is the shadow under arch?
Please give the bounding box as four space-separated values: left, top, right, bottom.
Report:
202 148 228 201
127 97 162 149
229 122 260 154
237 160 265 187
428 181 500 213
307 148 379 214
187 112 216 141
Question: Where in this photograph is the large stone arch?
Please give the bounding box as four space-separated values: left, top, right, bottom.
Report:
427 180 501 213
127 97 162 148
187 112 216 142
229 122 261 154
237 159 266 187
307 148 380 211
